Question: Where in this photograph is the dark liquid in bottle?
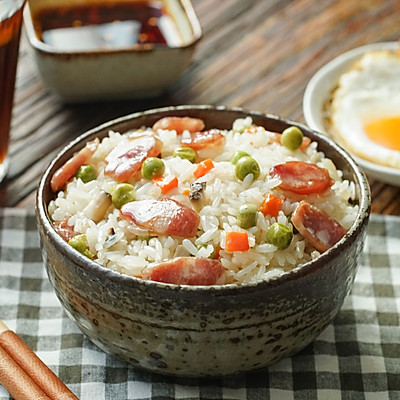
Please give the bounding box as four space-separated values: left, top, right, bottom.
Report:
34 1 182 51
0 5 24 165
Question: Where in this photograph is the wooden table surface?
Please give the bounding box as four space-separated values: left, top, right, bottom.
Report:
1 0 400 214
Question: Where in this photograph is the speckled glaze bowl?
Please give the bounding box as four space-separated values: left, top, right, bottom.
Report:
35 105 371 377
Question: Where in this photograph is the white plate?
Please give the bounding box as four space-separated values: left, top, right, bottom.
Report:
303 42 400 186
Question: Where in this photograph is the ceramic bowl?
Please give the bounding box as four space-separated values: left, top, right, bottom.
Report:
35 105 371 377
23 0 201 102
303 42 400 186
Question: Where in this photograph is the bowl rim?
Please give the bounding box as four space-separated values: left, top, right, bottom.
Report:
303 41 400 184
35 105 371 293
23 0 202 55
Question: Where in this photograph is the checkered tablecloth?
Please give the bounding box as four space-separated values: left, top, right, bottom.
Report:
0 208 399 400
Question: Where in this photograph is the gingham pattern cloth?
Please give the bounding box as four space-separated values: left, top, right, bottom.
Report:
0 208 399 400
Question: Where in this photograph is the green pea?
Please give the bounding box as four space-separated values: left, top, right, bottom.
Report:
112 183 136 209
75 164 97 183
230 150 250 165
235 156 260 181
196 243 216 259
68 234 87 253
237 203 258 229
141 157 165 180
68 234 94 259
83 249 95 259
281 126 303 151
173 147 197 163
266 223 293 250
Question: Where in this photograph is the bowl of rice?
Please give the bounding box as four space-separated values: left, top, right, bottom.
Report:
36 105 370 377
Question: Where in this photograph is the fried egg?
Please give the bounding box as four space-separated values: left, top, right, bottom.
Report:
329 50 400 168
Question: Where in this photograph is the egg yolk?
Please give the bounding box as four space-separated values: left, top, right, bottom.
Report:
364 117 400 151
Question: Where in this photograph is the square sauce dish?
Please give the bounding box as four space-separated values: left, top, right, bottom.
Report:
23 0 202 102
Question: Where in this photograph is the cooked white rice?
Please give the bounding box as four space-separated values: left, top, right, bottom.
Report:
49 117 359 284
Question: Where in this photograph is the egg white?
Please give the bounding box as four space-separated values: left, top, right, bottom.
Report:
329 50 400 168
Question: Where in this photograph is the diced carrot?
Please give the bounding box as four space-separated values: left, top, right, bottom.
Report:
182 189 190 196
258 193 284 217
214 244 222 259
299 136 311 151
225 231 249 252
244 126 258 134
194 159 214 179
153 175 179 194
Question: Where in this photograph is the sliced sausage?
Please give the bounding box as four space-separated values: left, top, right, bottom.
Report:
104 131 162 182
50 138 99 192
152 116 205 135
291 201 347 252
181 129 226 150
270 161 334 195
120 198 200 238
53 219 76 242
142 257 224 285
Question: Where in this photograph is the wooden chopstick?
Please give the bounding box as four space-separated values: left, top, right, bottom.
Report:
0 345 50 400
0 320 78 400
